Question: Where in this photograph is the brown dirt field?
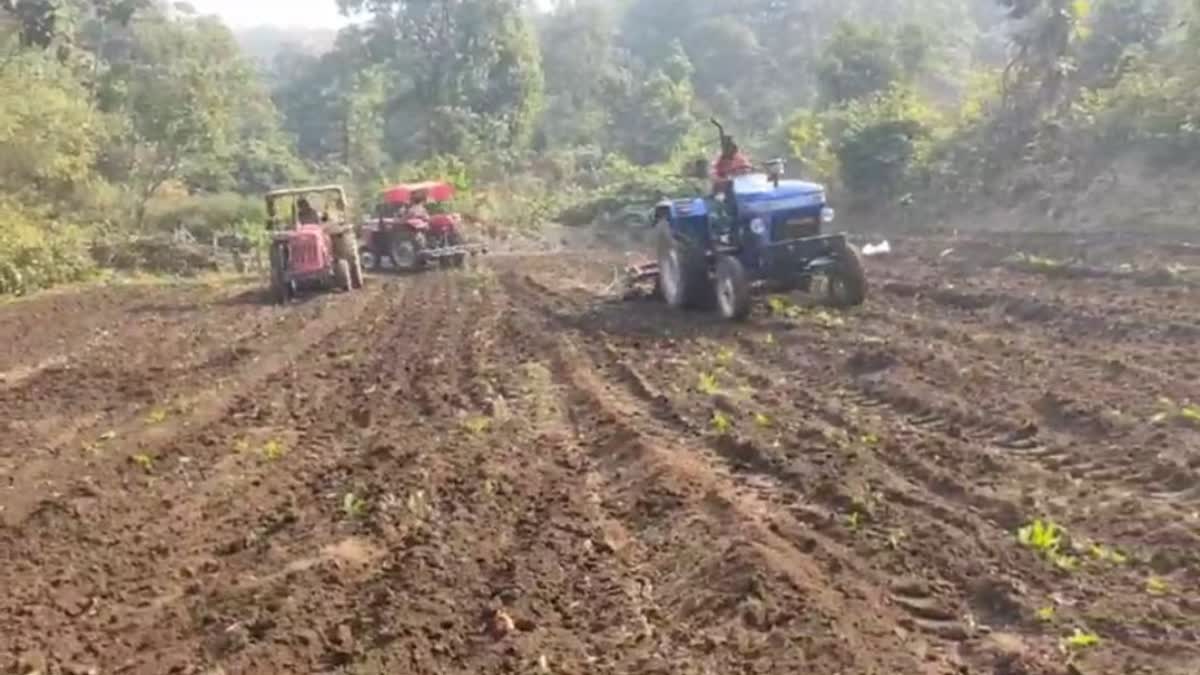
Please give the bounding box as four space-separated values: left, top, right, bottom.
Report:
2 230 1199 675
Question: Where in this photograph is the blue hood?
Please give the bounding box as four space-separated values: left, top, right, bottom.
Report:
732 174 826 215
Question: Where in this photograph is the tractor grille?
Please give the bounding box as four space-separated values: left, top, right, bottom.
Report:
290 238 321 269
774 215 820 242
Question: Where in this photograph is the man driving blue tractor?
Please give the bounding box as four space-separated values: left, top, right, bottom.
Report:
631 118 867 320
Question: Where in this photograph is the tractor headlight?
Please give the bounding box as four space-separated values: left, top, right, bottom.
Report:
821 207 836 223
749 218 768 236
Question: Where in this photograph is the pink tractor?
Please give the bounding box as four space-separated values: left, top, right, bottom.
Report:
265 184 364 304
358 181 484 272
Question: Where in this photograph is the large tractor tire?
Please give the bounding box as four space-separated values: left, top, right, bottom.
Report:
449 229 467 268
655 220 711 310
268 243 292 305
391 232 424 272
827 241 867 307
714 255 751 321
335 258 353 292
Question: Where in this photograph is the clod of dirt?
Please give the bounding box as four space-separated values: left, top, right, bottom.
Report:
847 347 898 375
15 651 47 675
489 608 516 638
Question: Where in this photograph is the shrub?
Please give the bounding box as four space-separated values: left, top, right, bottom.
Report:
0 205 96 296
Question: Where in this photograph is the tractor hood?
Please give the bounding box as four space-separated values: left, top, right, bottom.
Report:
732 174 827 215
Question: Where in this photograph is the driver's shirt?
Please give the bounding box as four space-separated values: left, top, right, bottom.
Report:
712 153 751 180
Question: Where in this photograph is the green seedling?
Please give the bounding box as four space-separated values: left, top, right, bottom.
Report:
1018 519 1077 570
753 412 772 428
234 439 250 453
145 408 168 425
1088 543 1127 565
1018 519 1063 555
261 440 285 461
711 411 733 435
887 529 907 549
847 511 863 531
342 492 368 518
812 310 845 328
1063 628 1100 650
1036 606 1056 622
697 372 720 396
861 433 881 447
464 416 491 434
715 347 735 367
766 296 791 316
763 333 776 346
131 454 154 472
98 430 117 442
1146 576 1169 596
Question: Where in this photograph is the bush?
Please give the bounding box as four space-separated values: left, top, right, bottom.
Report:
144 192 266 241
0 205 96 296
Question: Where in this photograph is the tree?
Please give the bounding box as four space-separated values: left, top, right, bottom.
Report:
338 0 545 157
817 22 901 105
99 14 264 224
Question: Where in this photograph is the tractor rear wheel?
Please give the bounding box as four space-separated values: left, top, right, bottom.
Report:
391 235 420 272
335 259 353 292
269 244 292 304
715 255 751 321
827 241 867 307
656 220 710 310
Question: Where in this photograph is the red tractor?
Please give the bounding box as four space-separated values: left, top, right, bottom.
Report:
265 184 364 304
357 181 485 272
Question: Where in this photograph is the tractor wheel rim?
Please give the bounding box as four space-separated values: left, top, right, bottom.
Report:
718 276 735 315
394 242 416 268
661 249 680 303
828 272 846 303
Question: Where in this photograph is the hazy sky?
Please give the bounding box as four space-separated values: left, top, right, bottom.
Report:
189 0 352 28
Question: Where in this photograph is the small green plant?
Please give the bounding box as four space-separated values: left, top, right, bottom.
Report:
753 412 772 428
261 439 285 461
861 433 880 447
130 453 154 472
145 408 168 425
1019 519 1063 554
1062 628 1100 650
1018 519 1077 570
464 416 491 434
342 492 368 518
847 511 863 531
763 333 776 346
711 411 732 434
715 346 735 367
1151 398 1200 428
887 528 907 549
234 439 250 453
1087 543 1127 565
1146 576 1169 596
697 372 720 396
98 430 116 442
766 296 791 316
1036 606 1056 622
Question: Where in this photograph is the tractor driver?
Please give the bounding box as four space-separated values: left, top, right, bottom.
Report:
297 197 319 224
711 134 751 195
407 189 430 221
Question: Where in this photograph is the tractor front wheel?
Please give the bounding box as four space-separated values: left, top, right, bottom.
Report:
656 220 710 310
826 242 867 307
715 255 751 321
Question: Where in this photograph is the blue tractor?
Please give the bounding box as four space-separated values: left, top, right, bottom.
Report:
630 119 867 321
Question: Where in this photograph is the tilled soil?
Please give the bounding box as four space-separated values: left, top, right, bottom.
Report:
2 231 1199 675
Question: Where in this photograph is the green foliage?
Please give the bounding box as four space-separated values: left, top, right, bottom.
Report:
0 203 96 296
145 193 265 240
818 22 902 105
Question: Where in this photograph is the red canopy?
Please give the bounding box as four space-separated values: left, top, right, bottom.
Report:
381 181 455 205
